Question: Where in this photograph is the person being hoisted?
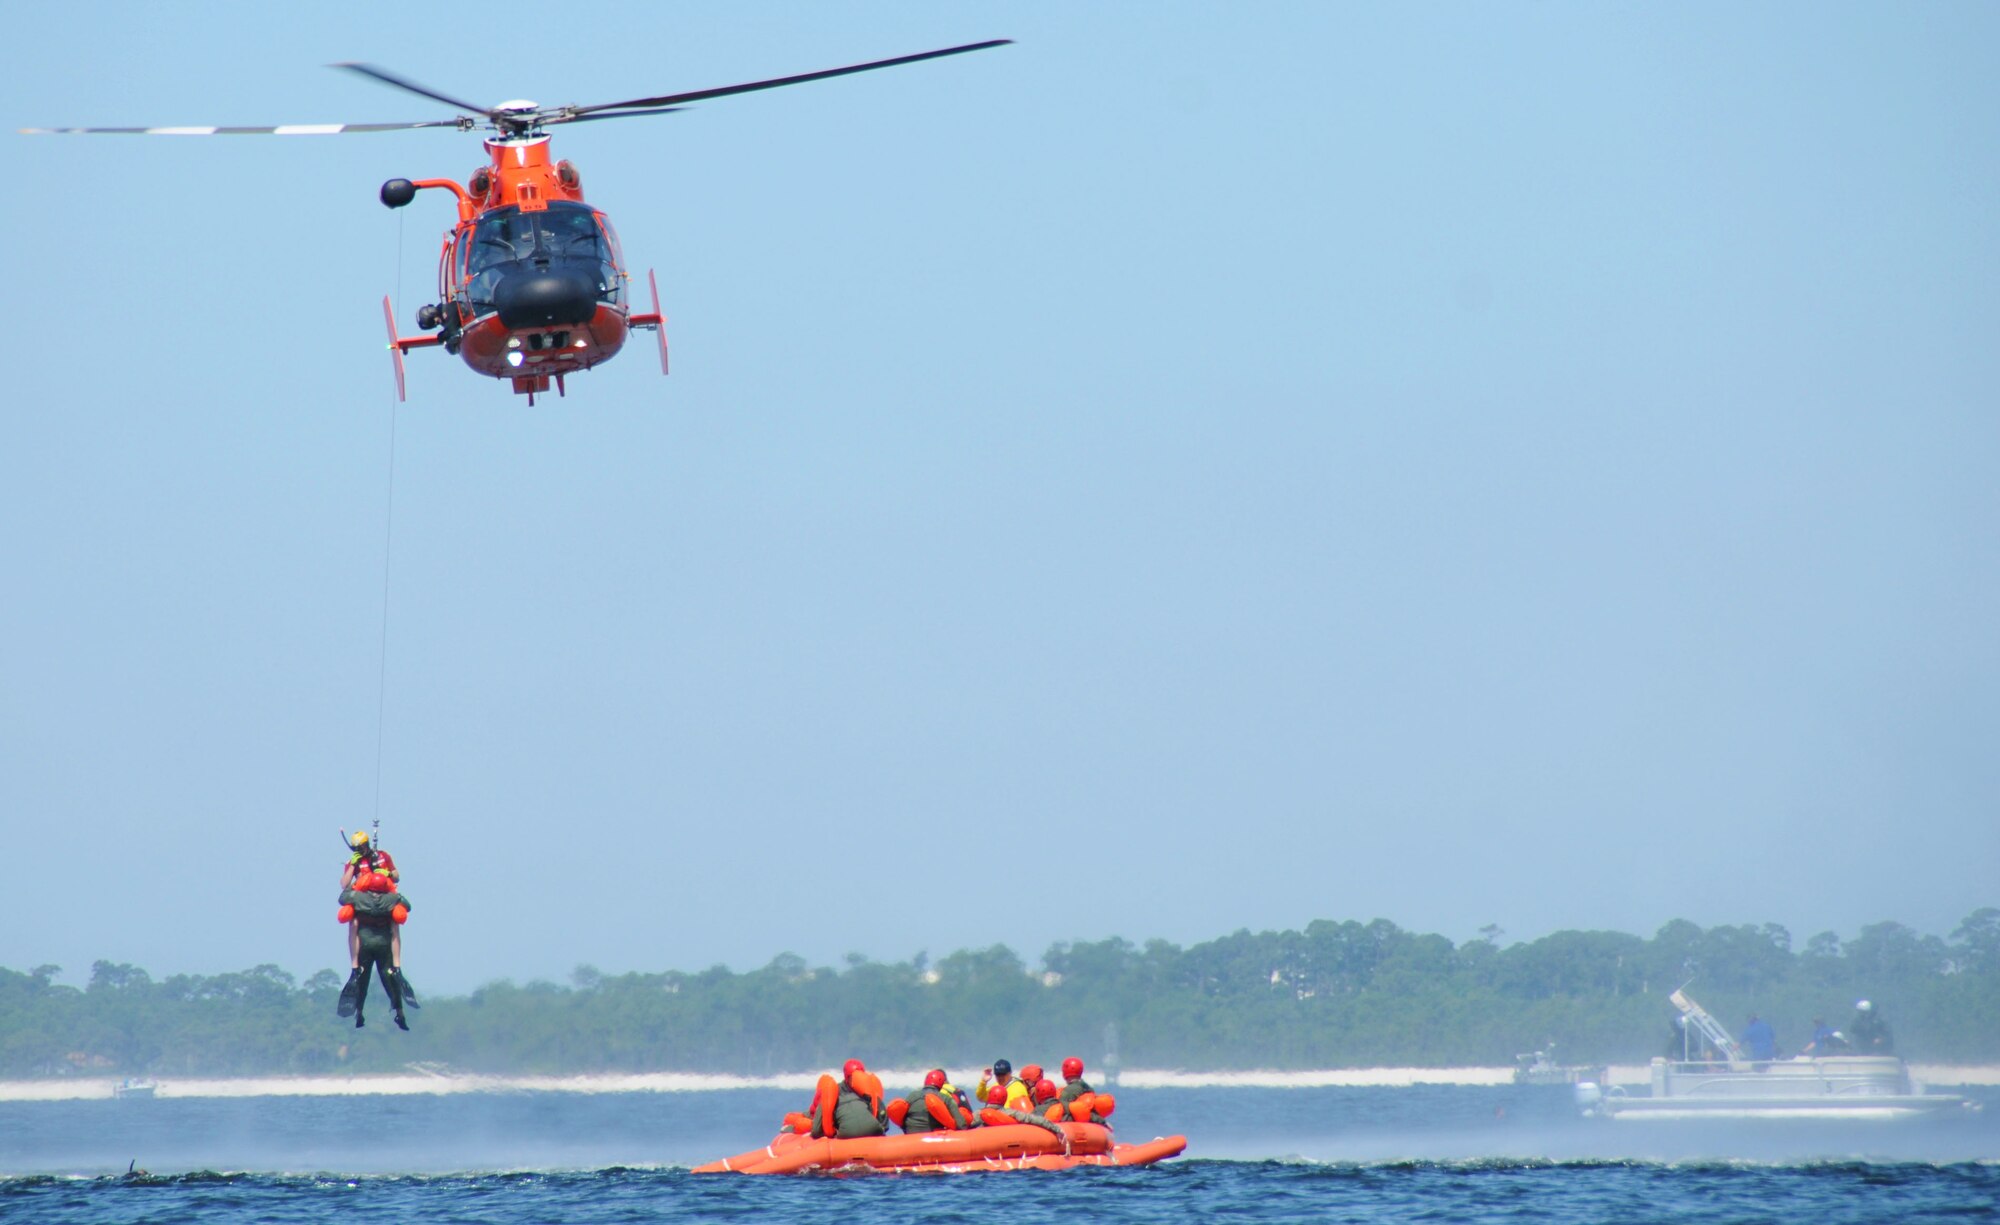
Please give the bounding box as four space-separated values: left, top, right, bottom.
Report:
339 829 420 1010
335 864 414 1030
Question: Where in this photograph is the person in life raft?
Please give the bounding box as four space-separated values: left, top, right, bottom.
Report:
782 1059 891 1138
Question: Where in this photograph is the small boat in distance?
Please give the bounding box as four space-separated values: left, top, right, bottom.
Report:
1576 990 1973 1121
1513 1044 1606 1087
112 1078 157 1100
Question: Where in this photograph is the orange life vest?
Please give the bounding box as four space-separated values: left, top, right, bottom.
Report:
849 1070 886 1120
808 1074 841 1137
354 870 395 894
924 1090 963 1130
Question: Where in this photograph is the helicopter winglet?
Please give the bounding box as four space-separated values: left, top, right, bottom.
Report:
381 296 443 401
628 270 669 375
382 297 406 400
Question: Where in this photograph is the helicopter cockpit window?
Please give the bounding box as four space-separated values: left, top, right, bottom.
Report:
597 215 627 307
464 202 619 312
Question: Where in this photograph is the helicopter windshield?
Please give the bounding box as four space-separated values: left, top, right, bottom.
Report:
464 202 620 312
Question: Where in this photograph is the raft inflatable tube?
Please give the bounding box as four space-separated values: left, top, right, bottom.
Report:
693 1122 1187 1175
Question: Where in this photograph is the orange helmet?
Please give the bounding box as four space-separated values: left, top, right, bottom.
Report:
1061 1057 1084 1080
924 1068 947 1089
1033 1078 1058 1103
1021 1064 1044 1084
986 1085 1006 1106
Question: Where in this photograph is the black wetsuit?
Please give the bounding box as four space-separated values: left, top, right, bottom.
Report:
1850 1009 1893 1054
337 889 412 1029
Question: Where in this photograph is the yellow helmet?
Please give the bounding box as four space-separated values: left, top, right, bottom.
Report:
350 830 371 848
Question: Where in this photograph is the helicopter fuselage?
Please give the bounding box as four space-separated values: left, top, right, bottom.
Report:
384 134 665 401
31 42 1009 403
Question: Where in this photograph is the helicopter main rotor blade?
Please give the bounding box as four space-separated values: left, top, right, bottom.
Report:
566 39 1011 116
558 106 686 126
20 119 470 135
331 62 494 119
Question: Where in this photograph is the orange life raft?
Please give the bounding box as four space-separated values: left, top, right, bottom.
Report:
693 1121 1186 1175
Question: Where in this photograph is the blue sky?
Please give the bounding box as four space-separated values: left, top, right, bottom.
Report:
6 3 1996 993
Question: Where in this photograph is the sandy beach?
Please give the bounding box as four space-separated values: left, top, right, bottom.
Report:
6 1064 1995 1102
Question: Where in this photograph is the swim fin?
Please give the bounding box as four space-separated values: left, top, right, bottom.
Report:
336 968 365 1018
395 969 420 1010
383 968 410 1031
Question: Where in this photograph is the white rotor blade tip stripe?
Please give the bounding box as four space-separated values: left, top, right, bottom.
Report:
274 124 347 135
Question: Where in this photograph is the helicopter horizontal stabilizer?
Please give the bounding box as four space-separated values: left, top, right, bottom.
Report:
627 270 669 375
381 296 443 401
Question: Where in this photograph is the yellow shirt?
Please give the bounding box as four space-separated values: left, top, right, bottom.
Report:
976 1073 1029 1107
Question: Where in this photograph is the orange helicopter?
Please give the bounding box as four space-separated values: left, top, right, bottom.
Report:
26 41 1009 404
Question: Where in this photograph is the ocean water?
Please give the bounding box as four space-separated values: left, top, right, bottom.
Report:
3 1085 1995 1223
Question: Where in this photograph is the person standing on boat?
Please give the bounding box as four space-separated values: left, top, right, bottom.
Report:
1741 1014 1778 1062
1801 1017 1846 1056
1849 1000 1894 1054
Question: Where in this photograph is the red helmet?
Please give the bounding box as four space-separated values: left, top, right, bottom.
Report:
1021 1064 1044 1084
1033 1078 1058 1103
842 1059 865 1079
1061 1057 1084 1080
986 1085 1006 1106
924 1068 947 1089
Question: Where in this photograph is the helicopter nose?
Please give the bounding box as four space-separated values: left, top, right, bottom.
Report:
494 268 597 329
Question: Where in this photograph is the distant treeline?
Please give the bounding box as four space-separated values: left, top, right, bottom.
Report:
4 911 1997 1079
